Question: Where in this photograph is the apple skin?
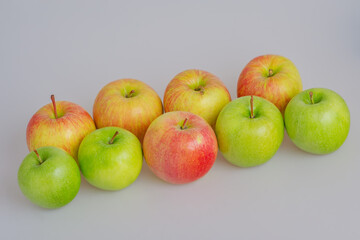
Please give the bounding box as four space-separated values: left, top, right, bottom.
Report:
93 79 163 143
18 146 81 209
164 69 231 128
284 88 350 154
27 100 96 160
143 111 218 184
237 55 302 114
215 96 284 167
78 127 142 191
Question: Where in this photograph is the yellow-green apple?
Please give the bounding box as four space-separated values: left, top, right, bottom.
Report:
26 95 96 159
216 96 284 167
237 55 302 114
285 88 350 154
93 79 163 143
18 146 81 209
143 111 218 184
164 69 231 128
78 127 142 191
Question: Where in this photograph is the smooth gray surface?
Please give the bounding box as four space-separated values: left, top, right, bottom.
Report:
1 0 359 239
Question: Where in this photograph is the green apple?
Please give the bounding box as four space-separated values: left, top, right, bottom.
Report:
215 96 284 167
18 146 81 209
78 127 142 191
284 88 350 154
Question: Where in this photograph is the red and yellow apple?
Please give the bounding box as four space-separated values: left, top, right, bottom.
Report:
26 95 96 159
93 79 163 143
143 111 218 184
237 55 302 114
164 69 231 128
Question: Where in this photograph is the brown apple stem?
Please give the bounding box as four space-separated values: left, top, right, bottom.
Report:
309 91 314 104
268 69 273 77
194 86 205 95
180 118 188 130
250 96 254 119
50 94 58 119
126 90 135 98
109 131 119 144
34 149 43 164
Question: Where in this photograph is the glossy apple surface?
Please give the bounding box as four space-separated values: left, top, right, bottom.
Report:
18 146 81 209
93 79 163 143
26 95 96 160
78 127 142 191
237 55 302 114
164 69 231 128
216 96 284 167
285 88 350 154
143 111 218 184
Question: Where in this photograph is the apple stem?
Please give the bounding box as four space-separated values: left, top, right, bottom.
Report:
180 118 188 130
50 95 58 119
309 91 314 104
250 95 254 119
109 131 119 144
126 90 135 98
195 86 205 95
268 69 273 77
34 149 43 164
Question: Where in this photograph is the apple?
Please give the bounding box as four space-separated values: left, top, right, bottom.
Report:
164 69 231 128
215 96 284 167
143 111 218 184
78 127 142 191
284 88 350 154
18 146 81 209
237 55 302 114
26 95 96 160
93 79 163 143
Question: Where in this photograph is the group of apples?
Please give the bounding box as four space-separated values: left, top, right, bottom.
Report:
18 54 350 209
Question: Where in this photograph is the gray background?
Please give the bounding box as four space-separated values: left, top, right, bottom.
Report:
1 0 359 239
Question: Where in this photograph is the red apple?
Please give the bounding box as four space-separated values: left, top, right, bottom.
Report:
237 55 302 114
26 95 96 159
143 111 218 184
164 69 231 128
93 79 163 143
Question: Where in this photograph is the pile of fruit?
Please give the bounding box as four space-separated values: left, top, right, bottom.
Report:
18 54 350 209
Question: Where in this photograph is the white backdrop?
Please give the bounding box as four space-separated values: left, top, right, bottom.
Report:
1 0 359 239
